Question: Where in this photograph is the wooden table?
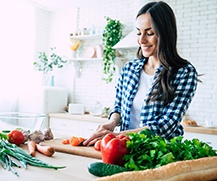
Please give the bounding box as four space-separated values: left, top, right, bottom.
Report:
0 144 99 181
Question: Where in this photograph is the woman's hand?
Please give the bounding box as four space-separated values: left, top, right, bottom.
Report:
83 122 117 146
83 112 120 146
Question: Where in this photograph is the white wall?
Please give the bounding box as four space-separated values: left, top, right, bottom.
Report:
168 0 217 125
0 0 35 111
45 0 216 125
68 0 134 110
49 8 78 102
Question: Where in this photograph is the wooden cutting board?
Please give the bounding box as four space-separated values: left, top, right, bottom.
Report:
40 138 101 159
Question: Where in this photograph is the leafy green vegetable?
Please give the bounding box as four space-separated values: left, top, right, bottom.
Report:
0 132 9 140
0 139 65 176
124 130 217 171
1 130 10 134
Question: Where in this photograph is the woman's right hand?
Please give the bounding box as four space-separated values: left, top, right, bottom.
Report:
83 112 120 146
82 121 116 146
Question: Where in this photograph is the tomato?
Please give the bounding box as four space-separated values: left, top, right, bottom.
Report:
94 140 102 151
8 130 25 146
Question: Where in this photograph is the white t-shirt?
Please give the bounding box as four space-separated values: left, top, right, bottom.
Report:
129 69 154 129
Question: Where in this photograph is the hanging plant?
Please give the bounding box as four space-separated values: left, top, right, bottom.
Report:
102 17 123 83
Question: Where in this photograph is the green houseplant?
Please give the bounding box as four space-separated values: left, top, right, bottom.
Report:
102 17 123 83
33 47 67 85
33 47 67 74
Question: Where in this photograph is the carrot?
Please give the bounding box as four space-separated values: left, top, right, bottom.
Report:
71 136 85 146
27 140 36 157
36 144 55 157
62 139 70 144
71 136 80 146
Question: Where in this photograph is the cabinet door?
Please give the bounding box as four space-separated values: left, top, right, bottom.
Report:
49 117 105 138
184 132 217 149
49 118 82 137
78 121 104 138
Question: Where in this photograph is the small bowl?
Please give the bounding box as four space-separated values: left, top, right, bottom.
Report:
0 112 46 131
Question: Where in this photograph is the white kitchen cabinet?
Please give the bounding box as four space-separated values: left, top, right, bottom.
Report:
49 116 106 138
184 132 217 150
18 86 68 128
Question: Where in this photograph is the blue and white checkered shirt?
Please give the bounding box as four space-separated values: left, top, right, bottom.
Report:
110 58 198 139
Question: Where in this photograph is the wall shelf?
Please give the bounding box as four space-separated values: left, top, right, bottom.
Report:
68 57 125 78
69 58 103 77
69 58 103 61
70 34 102 41
69 33 125 78
69 33 103 77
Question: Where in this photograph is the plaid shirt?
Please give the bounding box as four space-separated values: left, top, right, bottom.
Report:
110 58 198 139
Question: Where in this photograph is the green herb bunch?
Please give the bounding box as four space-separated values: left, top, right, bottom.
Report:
33 47 67 74
102 17 123 83
124 130 217 171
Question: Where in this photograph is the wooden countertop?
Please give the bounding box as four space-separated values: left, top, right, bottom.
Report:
0 144 99 181
48 113 108 123
184 126 217 135
48 113 217 135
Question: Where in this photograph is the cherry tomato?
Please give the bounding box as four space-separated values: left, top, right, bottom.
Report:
94 140 102 151
8 130 25 146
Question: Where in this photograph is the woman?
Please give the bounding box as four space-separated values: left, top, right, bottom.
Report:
83 1 198 146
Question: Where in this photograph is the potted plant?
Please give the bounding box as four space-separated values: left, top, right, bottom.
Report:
33 47 67 85
102 17 123 83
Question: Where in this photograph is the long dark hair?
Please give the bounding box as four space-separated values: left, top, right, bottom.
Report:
136 1 190 105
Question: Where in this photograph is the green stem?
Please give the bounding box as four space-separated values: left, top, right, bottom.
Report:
0 139 66 176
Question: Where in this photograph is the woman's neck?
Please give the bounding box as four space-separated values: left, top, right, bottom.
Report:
144 57 161 75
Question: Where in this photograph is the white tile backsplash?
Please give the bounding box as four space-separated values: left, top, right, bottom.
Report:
36 0 217 125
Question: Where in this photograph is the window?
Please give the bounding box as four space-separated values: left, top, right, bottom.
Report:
0 0 35 111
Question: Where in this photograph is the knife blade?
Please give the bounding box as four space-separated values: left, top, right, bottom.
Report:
77 139 86 146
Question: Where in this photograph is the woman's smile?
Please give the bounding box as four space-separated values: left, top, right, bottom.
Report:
136 13 158 58
141 45 152 52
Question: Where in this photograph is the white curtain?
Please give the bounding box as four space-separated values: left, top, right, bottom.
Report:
0 0 35 112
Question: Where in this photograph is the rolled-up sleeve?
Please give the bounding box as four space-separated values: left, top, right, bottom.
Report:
108 69 124 119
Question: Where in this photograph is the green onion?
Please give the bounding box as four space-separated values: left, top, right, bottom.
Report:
0 139 65 176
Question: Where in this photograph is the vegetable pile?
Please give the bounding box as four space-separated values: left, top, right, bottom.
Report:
0 131 65 176
1 128 54 146
88 129 217 177
124 129 217 171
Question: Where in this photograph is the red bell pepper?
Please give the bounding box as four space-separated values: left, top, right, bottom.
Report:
100 133 129 166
